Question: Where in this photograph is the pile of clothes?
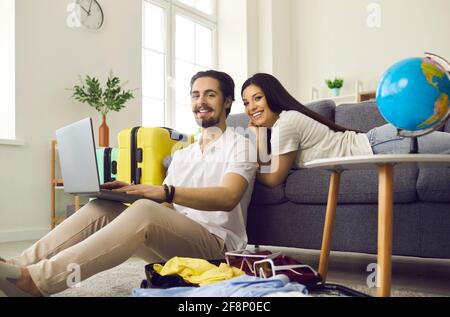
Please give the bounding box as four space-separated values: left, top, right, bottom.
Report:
132 251 322 297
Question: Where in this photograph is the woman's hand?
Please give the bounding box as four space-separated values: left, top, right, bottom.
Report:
113 184 166 202
248 120 259 128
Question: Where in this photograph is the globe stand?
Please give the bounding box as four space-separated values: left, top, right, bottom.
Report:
410 137 419 154
397 129 420 154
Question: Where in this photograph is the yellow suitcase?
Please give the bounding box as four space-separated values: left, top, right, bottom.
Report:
117 127 194 185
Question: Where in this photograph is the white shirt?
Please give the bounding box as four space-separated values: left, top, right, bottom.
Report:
271 111 373 168
163 128 258 251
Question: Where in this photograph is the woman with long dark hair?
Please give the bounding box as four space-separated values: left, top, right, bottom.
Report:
241 73 450 188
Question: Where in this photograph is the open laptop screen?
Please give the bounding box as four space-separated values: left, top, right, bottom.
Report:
55 118 101 194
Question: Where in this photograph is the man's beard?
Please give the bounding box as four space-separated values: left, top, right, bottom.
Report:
193 105 220 128
195 116 220 128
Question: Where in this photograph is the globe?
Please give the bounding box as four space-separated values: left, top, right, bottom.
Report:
376 54 450 137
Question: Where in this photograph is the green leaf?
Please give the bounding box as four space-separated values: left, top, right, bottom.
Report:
70 72 135 115
325 78 344 89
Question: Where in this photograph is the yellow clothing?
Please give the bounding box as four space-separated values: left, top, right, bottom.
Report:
153 257 244 286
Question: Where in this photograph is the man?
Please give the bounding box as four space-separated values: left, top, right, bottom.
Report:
0 70 258 297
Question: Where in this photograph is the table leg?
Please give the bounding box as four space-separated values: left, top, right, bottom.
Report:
75 196 81 211
318 171 341 282
377 164 394 297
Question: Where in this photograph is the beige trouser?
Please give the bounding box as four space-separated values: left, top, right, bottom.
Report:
8 199 226 296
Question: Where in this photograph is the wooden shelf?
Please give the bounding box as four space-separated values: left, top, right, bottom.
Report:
310 81 376 105
358 91 376 102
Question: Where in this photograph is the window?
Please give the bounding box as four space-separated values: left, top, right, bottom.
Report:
142 0 216 135
0 0 15 141
177 0 213 15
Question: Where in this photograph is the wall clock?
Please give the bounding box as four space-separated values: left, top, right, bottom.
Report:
76 0 104 30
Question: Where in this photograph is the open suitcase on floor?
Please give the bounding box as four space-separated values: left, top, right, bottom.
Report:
139 259 370 297
96 147 119 184
117 127 194 185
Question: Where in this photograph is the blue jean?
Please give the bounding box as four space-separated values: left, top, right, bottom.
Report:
366 124 450 154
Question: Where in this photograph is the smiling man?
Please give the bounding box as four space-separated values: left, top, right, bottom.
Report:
0 70 258 297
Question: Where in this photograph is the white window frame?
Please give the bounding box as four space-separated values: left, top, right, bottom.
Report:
0 0 23 146
142 0 170 127
142 0 217 130
173 0 217 23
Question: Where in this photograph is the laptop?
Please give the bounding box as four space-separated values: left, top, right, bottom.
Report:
55 117 162 204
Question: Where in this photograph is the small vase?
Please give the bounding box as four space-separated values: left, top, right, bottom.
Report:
331 88 341 97
99 115 109 147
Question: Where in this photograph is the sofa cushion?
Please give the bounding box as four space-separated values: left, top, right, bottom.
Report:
250 182 287 205
246 202 424 256
285 168 419 204
417 168 450 202
305 100 336 121
335 101 387 133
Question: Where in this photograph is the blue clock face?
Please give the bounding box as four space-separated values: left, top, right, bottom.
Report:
76 0 104 29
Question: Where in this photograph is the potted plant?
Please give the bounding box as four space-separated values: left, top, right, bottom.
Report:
70 71 135 147
325 78 344 97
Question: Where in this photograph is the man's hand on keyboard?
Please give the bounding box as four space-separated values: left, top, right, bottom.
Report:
113 184 166 202
100 181 130 190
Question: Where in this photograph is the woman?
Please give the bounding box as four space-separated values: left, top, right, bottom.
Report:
242 73 450 188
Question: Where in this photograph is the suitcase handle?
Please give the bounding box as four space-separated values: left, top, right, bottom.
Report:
162 127 186 142
130 127 140 184
104 148 112 183
136 148 143 163
111 161 117 175
136 167 142 185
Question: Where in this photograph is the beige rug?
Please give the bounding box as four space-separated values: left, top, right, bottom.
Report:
55 257 146 297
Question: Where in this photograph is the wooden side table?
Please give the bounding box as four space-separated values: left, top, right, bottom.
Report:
304 154 450 297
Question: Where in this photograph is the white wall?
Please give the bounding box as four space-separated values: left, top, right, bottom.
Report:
0 0 142 242
249 0 294 91
217 0 294 109
256 0 273 74
271 0 293 92
292 0 450 102
217 0 248 114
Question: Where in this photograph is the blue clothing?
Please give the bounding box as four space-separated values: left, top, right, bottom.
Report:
366 124 450 154
132 274 307 297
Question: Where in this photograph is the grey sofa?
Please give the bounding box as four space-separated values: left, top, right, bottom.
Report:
227 100 450 259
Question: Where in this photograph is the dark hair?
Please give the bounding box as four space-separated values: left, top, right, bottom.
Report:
241 73 358 133
190 70 235 117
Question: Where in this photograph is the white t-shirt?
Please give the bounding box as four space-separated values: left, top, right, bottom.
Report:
271 111 373 168
163 128 258 251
